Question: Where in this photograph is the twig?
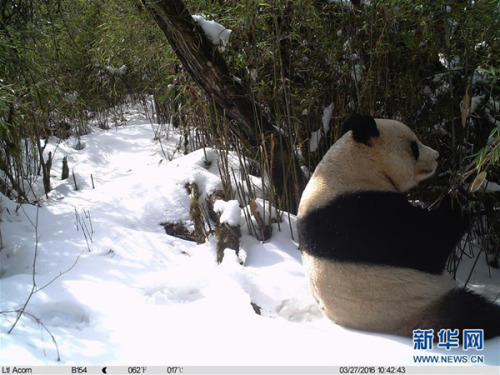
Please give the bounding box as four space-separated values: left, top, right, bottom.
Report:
7 205 86 336
8 207 39 334
85 210 94 236
74 207 93 251
1 309 61 361
36 248 86 292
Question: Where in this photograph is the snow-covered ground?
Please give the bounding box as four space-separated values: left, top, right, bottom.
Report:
1 105 499 368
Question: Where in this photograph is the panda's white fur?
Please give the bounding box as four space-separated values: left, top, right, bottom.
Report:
301 256 454 336
297 115 500 339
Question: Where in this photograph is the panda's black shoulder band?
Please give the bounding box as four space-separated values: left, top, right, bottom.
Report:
297 191 468 275
342 114 379 145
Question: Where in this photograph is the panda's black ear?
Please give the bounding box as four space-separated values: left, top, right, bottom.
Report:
341 114 380 145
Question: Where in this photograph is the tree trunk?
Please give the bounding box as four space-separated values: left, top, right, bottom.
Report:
139 0 304 213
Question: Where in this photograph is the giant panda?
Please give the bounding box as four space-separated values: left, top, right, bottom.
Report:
297 114 500 340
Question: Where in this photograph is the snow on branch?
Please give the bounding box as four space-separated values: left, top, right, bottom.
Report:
192 15 231 50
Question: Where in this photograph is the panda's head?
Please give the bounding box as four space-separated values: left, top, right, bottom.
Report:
343 114 439 192
298 115 439 216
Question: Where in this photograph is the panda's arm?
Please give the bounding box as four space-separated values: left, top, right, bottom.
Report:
406 197 469 270
424 193 470 250
365 192 468 274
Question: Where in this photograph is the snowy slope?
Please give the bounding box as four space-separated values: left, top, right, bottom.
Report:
1 105 499 367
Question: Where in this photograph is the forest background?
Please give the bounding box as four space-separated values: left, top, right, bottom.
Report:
1 0 500 273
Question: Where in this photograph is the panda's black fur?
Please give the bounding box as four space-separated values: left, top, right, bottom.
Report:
299 191 467 275
297 114 500 340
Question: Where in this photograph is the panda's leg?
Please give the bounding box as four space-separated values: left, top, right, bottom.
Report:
419 288 500 340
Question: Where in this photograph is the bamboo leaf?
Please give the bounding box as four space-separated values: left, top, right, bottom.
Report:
470 171 487 193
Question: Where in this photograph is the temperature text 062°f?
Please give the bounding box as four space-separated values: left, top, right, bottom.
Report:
128 367 147 374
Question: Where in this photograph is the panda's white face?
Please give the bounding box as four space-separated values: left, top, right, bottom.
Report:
374 119 439 192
